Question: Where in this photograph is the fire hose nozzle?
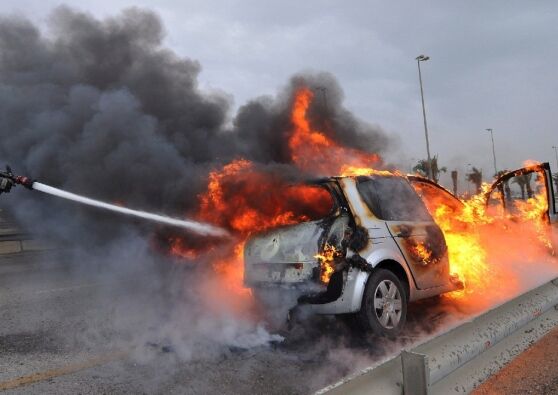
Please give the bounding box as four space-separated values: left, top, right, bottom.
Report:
15 175 34 189
0 165 34 190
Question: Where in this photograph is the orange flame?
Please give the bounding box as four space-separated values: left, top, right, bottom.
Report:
288 87 380 175
413 166 554 305
512 174 552 250
412 182 495 298
196 159 334 235
314 243 341 283
169 237 200 260
171 156 335 295
410 242 433 264
340 166 401 177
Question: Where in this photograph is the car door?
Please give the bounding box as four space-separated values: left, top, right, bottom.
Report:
485 162 556 221
485 162 557 247
354 176 449 289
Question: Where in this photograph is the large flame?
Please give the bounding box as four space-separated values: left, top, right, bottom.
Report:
197 159 334 235
289 87 381 175
171 86 385 291
171 158 335 296
413 167 554 307
170 86 555 314
412 183 494 298
512 173 552 249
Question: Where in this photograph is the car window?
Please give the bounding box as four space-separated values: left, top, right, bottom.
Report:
356 176 433 222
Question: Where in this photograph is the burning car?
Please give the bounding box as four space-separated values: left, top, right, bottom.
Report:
243 162 557 337
244 171 463 337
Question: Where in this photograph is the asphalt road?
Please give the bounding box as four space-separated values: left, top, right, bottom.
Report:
0 251 467 394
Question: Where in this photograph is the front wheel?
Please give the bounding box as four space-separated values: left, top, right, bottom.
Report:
357 269 407 337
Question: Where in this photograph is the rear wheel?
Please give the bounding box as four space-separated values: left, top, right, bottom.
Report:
357 269 407 337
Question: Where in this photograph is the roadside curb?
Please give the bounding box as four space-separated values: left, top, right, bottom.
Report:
0 210 57 255
0 235 57 255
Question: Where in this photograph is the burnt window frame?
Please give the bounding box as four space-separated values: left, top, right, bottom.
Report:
307 179 352 217
485 163 555 218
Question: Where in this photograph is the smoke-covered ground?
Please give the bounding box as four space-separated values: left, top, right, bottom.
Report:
0 251 484 394
2 248 557 394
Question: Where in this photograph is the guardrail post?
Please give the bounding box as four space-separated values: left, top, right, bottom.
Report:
401 351 429 395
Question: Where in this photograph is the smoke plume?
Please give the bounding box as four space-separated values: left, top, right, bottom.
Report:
0 6 391 245
0 5 393 376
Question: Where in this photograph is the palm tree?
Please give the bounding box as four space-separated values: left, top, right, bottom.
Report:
466 167 483 194
451 170 458 195
413 155 447 183
512 175 527 199
412 159 428 178
511 173 532 200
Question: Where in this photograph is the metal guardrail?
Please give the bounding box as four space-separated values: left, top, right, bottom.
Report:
317 278 558 395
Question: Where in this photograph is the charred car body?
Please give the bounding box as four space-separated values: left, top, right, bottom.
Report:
244 162 557 336
244 172 463 336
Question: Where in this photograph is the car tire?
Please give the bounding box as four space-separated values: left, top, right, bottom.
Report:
357 269 407 338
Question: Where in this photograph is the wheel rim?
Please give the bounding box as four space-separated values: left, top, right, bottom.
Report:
373 280 402 329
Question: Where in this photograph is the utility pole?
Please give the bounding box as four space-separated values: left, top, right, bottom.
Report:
485 128 497 176
553 145 558 171
416 55 433 180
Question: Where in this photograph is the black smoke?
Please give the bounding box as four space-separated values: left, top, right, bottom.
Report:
0 6 397 379
0 6 392 243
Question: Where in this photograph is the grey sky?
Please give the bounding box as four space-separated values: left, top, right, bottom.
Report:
1 0 557 185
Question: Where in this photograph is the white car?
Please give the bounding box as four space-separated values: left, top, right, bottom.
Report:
244 162 557 336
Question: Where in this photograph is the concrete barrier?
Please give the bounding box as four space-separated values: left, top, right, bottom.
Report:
317 278 558 395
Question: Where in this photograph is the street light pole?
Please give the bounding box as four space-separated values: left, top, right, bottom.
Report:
552 145 558 171
416 54 433 180
485 128 497 176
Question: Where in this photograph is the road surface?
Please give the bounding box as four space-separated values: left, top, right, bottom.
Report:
0 251 458 394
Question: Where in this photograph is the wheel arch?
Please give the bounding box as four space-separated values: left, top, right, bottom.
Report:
357 260 409 336
374 259 411 301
